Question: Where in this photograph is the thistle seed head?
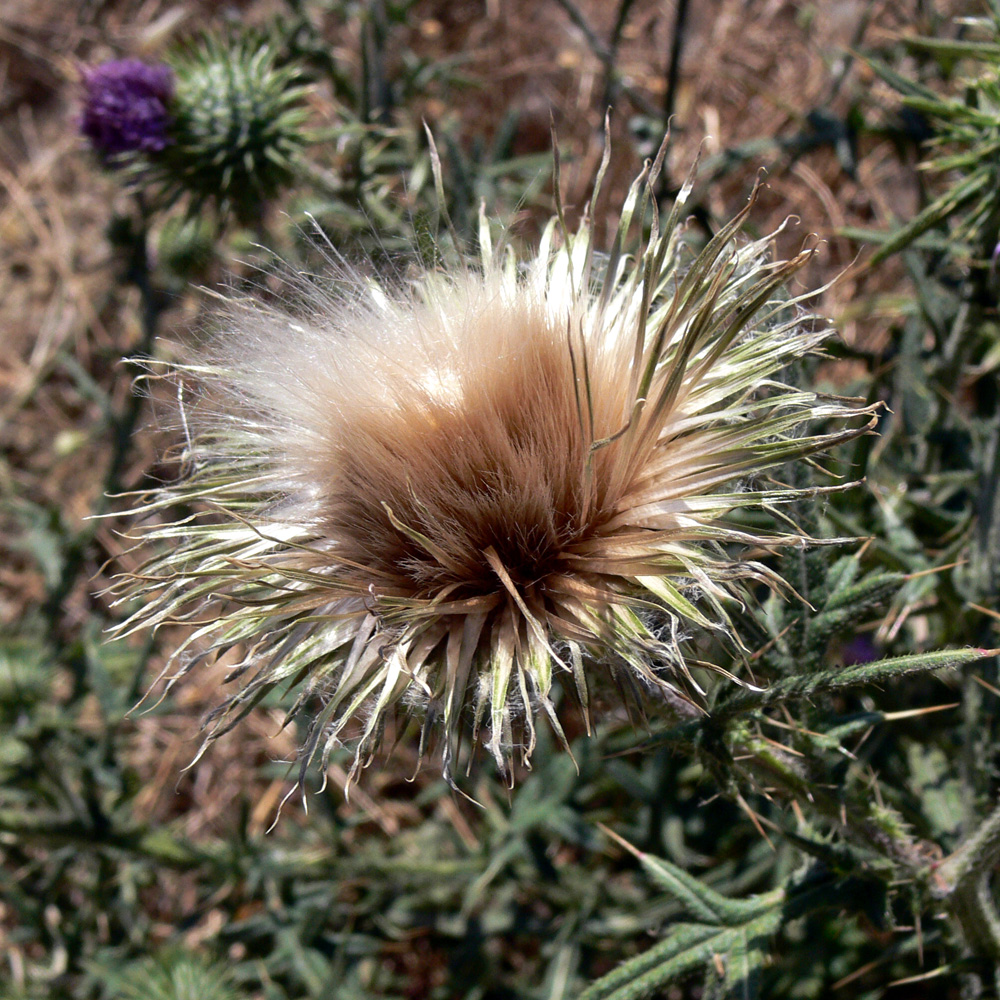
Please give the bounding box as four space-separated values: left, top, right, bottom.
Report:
113 148 879 791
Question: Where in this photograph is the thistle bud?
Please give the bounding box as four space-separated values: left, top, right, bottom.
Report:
157 31 311 221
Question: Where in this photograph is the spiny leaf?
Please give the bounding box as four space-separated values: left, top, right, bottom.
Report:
902 36 1000 61
716 647 995 717
577 916 782 1000
859 53 944 103
868 168 992 265
804 572 904 650
598 824 782 926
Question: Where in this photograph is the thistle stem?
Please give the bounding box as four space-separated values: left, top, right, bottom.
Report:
42 197 164 640
938 799 1000 966
738 734 926 871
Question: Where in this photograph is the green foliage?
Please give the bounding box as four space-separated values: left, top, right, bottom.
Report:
87 951 247 1000
862 10 1000 265
580 830 786 1000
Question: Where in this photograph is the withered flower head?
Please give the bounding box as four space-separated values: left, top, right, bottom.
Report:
114 148 877 789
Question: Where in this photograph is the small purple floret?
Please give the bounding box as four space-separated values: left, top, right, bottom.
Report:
841 634 879 667
81 59 174 159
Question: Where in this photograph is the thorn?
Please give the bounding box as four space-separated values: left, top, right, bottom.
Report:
596 821 646 860
735 792 775 851
968 603 1000 623
880 703 959 721
972 673 1000 699
904 559 967 580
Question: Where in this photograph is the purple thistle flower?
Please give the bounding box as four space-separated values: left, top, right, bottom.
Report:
80 59 174 160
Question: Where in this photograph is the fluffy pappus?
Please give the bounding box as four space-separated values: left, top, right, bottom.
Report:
112 144 879 792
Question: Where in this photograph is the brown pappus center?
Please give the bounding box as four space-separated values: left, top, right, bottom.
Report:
316 315 630 599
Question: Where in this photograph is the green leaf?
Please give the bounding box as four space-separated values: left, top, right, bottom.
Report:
589 828 791 999
860 54 944 103
599 825 782 926
868 168 992 264
903 36 1000 61
804 572 904 653
577 916 782 1000
89 951 247 1000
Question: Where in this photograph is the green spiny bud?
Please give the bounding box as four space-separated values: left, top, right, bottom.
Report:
159 30 312 222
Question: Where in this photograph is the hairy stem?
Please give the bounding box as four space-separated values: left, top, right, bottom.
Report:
938 800 1000 965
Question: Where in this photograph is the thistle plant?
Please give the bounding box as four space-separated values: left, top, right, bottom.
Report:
865 9 1000 265
14 4 1000 996
112 142 879 791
